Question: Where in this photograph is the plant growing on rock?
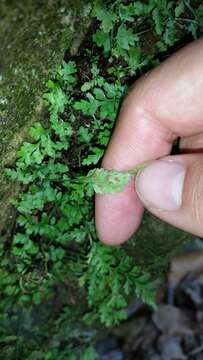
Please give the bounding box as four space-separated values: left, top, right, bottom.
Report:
2 0 203 358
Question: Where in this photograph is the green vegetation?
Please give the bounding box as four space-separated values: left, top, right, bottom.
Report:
0 0 91 234
1 0 203 358
90 162 148 194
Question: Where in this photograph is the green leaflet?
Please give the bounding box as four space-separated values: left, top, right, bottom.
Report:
88 162 148 194
90 168 131 194
90 162 148 194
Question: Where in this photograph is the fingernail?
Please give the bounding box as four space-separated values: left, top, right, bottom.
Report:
136 160 186 211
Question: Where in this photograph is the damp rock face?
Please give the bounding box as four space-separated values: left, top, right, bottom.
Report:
0 0 92 236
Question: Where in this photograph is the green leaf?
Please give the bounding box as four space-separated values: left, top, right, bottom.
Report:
82 148 104 166
33 292 42 305
13 233 29 245
81 82 92 92
93 30 111 53
90 168 131 194
31 147 44 164
29 122 46 141
152 8 164 35
41 135 57 158
81 347 97 360
127 47 141 70
187 22 198 38
44 82 67 113
93 88 106 100
52 119 73 141
92 0 117 33
116 24 139 50
57 61 77 83
74 95 99 117
175 1 185 17
89 162 148 194
17 142 45 166
196 5 203 16
163 20 177 46
118 4 135 21
133 1 151 15
78 126 93 143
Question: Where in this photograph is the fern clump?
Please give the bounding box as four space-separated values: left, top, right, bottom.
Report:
5 61 156 325
2 0 202 357
83 242 156 327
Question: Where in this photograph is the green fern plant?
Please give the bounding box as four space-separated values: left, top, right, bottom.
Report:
2 0 203 357
6 61 156 323
82 242 156 327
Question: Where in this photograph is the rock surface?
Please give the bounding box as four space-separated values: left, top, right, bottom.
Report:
0 0 92 235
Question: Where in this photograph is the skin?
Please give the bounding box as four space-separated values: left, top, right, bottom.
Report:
95 37 203 245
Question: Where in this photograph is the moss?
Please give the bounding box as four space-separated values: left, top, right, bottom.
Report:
0 0 92 234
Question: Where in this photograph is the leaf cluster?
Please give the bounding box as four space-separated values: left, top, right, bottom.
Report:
83 243 156 327
2 0 203 357
92 0 203 66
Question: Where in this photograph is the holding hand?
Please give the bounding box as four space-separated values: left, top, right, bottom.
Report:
96 38 203 245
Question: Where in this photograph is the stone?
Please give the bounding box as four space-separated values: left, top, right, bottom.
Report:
0 0 92 236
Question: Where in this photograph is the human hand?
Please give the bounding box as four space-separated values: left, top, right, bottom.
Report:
95 38 203 245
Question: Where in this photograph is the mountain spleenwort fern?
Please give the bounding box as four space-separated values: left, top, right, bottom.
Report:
2 0 203 357
5 60 156 328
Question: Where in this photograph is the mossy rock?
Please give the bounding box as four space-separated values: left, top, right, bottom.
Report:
0 0 92 236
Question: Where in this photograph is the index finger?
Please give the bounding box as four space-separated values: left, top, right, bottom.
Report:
95 38 203 245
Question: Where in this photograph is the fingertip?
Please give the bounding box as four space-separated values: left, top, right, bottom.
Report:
95 182 144 245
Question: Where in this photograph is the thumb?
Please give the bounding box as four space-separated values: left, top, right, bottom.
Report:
136 155 203 237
